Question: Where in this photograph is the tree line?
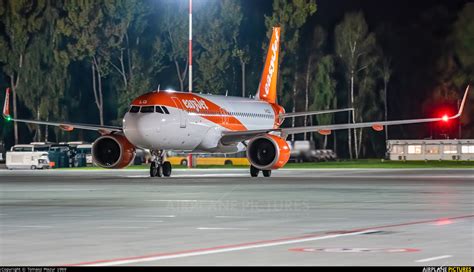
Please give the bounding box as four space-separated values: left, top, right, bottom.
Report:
0 0 472 158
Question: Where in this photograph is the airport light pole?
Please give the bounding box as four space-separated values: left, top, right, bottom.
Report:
188 0 193 93
188 0 194 168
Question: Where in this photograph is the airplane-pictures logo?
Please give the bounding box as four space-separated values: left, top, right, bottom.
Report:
264 28 279 97
182 98 209 112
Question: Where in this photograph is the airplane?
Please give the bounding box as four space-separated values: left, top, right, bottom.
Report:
2 27 470 178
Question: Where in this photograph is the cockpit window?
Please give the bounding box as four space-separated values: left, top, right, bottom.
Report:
155 106 164 114
140 106 155 113
129 106 140 113
162 106 170 114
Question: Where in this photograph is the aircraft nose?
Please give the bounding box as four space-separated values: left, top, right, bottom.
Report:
123 112 159 147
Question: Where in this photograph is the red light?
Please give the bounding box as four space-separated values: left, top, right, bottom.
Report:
434 218 453 226
442 114 449 122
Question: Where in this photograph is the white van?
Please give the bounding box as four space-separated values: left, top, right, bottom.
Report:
6 145 50 170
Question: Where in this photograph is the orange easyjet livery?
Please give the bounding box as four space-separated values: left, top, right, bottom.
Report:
2 27 470 177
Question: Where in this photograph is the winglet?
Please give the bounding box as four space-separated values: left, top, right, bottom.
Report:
450 85 470 119
3 88 11 121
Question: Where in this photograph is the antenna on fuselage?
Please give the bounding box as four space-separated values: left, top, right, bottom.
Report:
156 84 160 93
225 90 228 96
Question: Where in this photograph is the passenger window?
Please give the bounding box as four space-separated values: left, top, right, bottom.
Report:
140 106 154 113
156 106 164 114
129 106 140 113
162 106 170 114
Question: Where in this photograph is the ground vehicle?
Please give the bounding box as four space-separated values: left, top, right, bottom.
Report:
167 151 249 166
387 139 474 161
75 144 93 166
311 149 337 162
288 141 337 162
76 144 93 165
6 144 50 169
48 144 75 168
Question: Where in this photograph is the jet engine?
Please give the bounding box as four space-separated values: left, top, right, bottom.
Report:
246 134 290 170
92 134 136 169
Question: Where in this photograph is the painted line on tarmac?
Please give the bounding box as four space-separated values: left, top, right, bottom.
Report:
97 226 150 230
197 227 249 230
301 175 473 179
62 214 474 266
144 199 211 202
134 215 176 218
1 189 103 192
103 220 164 223
214 216 253 219
64 230 372 266
415 255 452 263
50 214 93 217
0 225 53 228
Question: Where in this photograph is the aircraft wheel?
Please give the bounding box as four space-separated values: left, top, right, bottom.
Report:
150 162 158 177
162 161 172 177
250 165 259 177
262 170 271 177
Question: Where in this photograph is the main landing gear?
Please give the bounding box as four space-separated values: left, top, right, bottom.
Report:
250 165 271 177
150 150 172 178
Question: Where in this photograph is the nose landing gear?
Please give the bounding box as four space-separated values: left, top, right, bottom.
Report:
150 150 172 178
250 165 271 177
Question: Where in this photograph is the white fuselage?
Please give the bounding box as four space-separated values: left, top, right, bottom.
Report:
122 92 281 153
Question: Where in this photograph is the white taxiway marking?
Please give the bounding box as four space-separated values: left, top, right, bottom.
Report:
83 229 373 266
171 174 247 178
134 215 176 218
97 226 149 229
145 199 217 203
104 220 164 223
1 189 101 192
0 225 52 228
50 214 93 217
415 255 453 263
320 175 472 179
214 216 252 219
197 227 249 230
127 174 247 178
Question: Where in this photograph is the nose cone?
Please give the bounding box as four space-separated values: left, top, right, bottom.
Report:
123 112 160 148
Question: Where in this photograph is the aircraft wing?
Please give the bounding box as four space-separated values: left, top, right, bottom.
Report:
3 88 122 134
221 85 470 145
281 108 353 118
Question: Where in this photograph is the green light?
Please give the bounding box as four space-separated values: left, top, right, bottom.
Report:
4 115 11 122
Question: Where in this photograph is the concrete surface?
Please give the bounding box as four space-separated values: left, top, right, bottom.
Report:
0 168 473 266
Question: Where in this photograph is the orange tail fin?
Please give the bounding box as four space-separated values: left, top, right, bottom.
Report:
256 27 280 104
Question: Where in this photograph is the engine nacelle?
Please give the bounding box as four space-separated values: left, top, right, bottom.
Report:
246 134 290 170
92 134 136 169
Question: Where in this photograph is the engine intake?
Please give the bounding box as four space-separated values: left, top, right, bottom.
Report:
246 134 290 170
92 134 136 169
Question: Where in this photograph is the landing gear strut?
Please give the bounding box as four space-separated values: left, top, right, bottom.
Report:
150 150 172 178
250 165 271 177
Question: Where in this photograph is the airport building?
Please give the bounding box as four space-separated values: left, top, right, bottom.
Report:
387 139 474 161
